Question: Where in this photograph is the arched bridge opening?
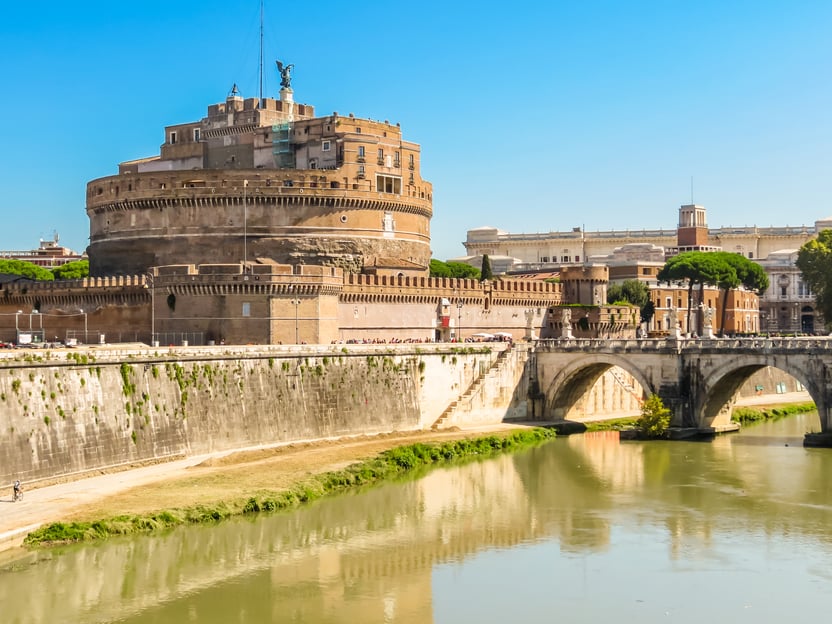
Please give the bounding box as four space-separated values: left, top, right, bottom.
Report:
694 360 820 432
545 356 653 422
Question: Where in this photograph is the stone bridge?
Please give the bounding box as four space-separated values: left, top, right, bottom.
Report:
533 337 832 444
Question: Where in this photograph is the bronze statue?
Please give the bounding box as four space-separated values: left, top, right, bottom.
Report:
276 60 294 89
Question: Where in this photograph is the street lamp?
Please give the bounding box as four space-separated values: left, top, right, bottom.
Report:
291 297 300 343
456 299 464 342
243 179 248 269
79 308 87 343
146 272 156 346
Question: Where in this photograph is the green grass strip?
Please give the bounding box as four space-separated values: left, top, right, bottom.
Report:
24 428 556 547
731 402 816 426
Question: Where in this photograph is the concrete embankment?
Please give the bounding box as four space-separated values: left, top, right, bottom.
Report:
0 343 531 487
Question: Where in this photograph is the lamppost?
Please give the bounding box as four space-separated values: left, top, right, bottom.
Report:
32 310 40 343
79 308 88 343
15 310 21 343
456 299 463 342
146 272 156 346
243 179 248 269
291 297 300 343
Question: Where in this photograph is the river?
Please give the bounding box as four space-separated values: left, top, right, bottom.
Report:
4 412 832 623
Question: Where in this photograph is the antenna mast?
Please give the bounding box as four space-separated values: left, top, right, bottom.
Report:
258 0 265 102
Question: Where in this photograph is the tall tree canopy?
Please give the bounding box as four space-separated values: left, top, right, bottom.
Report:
713 251 768 335
51 259 89 280
797 230 832 327
658 251 768 335
657 252 721 332
429 259 481 279
0 259 54 281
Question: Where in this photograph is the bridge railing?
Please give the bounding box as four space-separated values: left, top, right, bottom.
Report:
535 336 832 353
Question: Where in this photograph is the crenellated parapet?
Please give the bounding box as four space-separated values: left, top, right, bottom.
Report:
341 274 562 308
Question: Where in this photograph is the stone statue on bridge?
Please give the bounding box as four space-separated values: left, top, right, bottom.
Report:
561 308 573 339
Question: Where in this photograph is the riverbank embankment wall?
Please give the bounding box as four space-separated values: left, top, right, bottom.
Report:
0 343 528 486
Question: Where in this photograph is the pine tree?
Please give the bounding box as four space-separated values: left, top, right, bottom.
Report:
480 254 493 281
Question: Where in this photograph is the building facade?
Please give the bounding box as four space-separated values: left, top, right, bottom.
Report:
462 205 826 334
0 235 83 269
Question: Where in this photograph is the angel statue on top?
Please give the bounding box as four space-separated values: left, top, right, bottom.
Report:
276 60 294 89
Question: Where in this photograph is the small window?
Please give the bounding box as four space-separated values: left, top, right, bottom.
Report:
358 145 365 157
242 302 251 317
377 148 384 162
193 128 200 142
540 256 549 263
169 131 177 144
322 140 331 151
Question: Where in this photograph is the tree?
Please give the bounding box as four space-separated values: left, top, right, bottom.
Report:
0 259 54 281
797 230 832 329
429 259 480 279
657 251 761 335
637 394 671 438
657 252 717 333
480 254 493 281
607 279 649 307
51 259 90 280
713 251 768 336
608 279 653 328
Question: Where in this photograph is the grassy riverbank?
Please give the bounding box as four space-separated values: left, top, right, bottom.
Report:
731 402 816 426
24 428 556 547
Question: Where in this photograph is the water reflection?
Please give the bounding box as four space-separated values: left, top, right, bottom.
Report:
5 414 832 623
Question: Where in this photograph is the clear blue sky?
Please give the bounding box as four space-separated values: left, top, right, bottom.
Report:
2 1 830 261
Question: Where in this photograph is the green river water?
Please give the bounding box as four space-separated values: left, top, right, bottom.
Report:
4 412 832 623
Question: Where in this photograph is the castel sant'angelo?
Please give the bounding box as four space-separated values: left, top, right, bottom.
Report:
1 64 635 345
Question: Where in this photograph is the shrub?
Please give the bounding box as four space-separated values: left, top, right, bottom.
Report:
637 394 671 438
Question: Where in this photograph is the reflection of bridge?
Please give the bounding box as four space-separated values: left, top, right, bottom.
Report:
534 338 832 443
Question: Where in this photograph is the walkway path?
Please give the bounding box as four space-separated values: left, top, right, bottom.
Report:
0 423 533 559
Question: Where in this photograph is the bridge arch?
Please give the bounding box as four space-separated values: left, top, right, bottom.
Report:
544 354 654 421
693 355 822 431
